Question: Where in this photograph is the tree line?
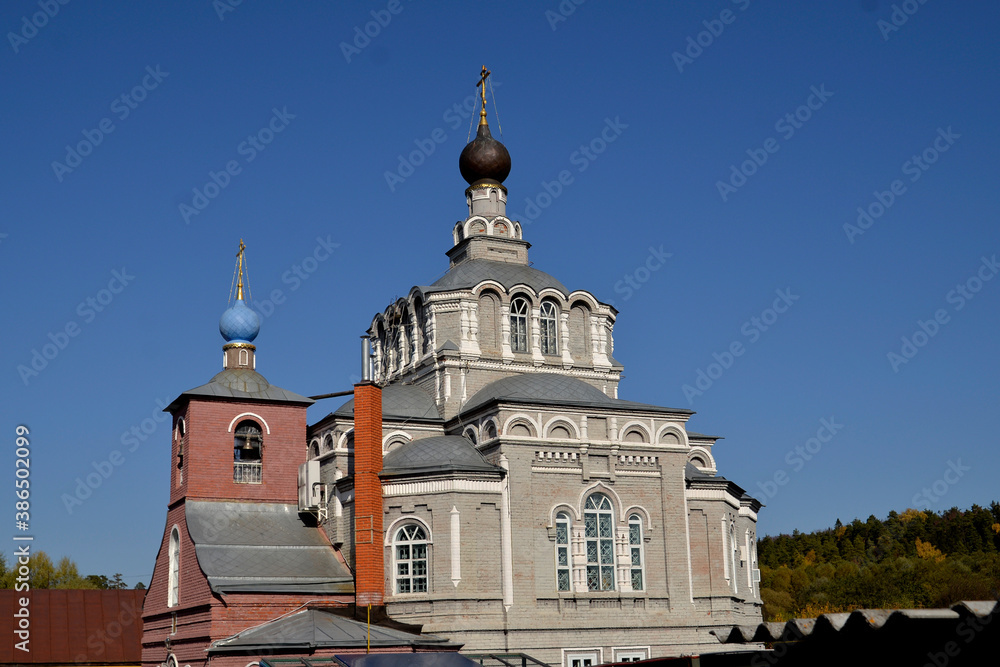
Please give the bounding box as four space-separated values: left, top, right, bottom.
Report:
757 503 1000 620
0 550 144 590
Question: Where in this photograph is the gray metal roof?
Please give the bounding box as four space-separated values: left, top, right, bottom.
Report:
712 601 999 645
185 501 353 594
334 383 442 422
381 435 502 477
422 259 569 295
461 373 694 415
210 608 459 652
166 368 313 411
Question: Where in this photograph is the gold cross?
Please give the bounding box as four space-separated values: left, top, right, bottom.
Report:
236 238 246 300
476 65 490 125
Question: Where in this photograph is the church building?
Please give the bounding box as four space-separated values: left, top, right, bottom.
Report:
308 70 764 663
142 70 762 667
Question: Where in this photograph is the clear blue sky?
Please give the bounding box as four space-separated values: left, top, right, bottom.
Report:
3 1 999 587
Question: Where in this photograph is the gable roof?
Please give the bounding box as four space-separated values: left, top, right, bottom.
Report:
210 607 460 652
0 589 145 664
185 501 353 594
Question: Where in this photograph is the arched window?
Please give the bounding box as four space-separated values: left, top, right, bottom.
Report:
168 526 180 607
540 302 558 355
556 512 571 592
730 524 739 592
510 298 529 352
233 420 262 484
584 493 615 591
628 515 644 591
393 524 428 594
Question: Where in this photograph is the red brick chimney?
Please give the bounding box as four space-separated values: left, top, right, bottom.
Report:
353 380 384 606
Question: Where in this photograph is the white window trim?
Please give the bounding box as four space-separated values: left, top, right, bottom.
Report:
390 523 430 595
227 412 270 434
612 646 650 663
563 648 603 667
167 526 180 608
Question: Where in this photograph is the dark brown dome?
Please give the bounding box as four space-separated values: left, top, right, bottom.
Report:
459 122 511 185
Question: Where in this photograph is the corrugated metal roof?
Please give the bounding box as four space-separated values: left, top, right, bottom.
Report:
186 501 353 594
712 600 999 644
0 589 145 663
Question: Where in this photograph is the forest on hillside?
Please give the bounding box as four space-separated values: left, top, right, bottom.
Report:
757 503 1000 621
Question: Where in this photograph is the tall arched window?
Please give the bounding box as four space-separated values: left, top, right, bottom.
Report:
168 526 180 607
584 493 615 591
628 515 644 591
233 420 262 484
730 524 739 593
539 302 558 355
556 512 571 591
510 298 529 352
393 524 429 594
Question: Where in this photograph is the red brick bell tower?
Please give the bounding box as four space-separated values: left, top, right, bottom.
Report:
141 242 352 667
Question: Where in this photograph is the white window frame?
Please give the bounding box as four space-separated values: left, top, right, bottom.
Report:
628 514 645 591
392 524 429 594
563 648 602 667
584 493 616 591
539 301 558 355
167 526 180 607
555 512 572 592
510 297 529 352
730 523 739 593
612 647 650 663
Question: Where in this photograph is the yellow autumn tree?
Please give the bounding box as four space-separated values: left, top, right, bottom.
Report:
915 537 946 563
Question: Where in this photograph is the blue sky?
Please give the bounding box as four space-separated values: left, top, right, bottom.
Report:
3 1 999 587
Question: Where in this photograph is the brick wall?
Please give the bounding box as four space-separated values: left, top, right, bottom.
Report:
353 382 384 605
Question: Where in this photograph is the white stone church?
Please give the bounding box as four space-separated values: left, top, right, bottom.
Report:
307 79 763 665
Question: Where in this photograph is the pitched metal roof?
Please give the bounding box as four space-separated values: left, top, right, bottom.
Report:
423 259 569 295
185 501 353 594
166 368 314 411
461 373 694 415
381 435 502 477
210 608 459 652
333 383 442 422
0 589 145 664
